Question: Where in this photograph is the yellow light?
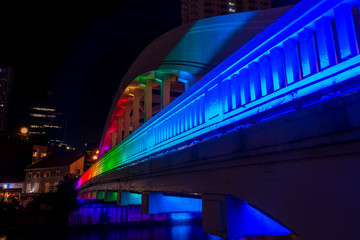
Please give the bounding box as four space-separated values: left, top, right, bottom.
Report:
20 127 28 134
3 184 7 189
96 150 99 154
92 155 98 160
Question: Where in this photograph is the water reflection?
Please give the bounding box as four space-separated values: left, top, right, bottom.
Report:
68 222 221 240
2 223 300 240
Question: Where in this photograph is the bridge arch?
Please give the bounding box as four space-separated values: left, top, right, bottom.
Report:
98 6 292 156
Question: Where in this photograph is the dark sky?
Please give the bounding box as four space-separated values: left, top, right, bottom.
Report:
0 0 297 150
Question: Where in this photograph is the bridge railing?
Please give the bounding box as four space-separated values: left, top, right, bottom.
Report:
77 0 360 188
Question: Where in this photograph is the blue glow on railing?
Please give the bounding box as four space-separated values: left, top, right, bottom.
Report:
78 0 360 188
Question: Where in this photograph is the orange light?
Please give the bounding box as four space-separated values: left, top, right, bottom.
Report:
92 155 98 160
95 150 99 154
20 127 28 134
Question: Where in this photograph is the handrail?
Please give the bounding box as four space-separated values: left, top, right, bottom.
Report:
77 0 360 189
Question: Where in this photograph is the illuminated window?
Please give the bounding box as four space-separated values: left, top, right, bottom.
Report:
29 113 56 118
32 107 56 112
44 171 50 178
228 2 235 6
33 151 38 158
40 153 47 158
26 183 31 193
229 7 236 12
34 183 40 192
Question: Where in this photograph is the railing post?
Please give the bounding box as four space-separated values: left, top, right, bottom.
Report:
334 4 358 59
283 38 301 85
271 47 286 91
249 62 261 101
231 74 241 109
315 17 337 69
239 68 250 106
299 28 319 77
259 55 273 96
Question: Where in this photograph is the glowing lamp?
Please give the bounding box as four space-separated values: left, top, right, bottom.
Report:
20 127 28 134
92 155 98 160
96 150 99 154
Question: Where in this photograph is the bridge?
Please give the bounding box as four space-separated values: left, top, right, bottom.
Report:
76 0 360 239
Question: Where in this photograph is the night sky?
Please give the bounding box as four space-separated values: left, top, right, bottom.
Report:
0 0 298 150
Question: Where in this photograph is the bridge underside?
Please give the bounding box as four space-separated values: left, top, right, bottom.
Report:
80 82 360 239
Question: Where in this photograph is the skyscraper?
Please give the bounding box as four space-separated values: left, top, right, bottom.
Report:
0 66 13 131
181 0 271 24
28 106 65 144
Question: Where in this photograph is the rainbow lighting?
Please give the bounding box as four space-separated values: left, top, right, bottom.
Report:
77 0 360 189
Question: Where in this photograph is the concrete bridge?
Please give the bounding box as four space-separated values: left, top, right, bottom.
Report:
77 0 360 239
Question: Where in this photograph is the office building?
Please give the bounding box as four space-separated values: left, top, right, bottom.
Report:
181 0 271 24
28 106 65 144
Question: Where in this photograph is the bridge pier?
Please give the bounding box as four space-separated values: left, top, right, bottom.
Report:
141 192 202 214
202 195 291 239
117 191 142 206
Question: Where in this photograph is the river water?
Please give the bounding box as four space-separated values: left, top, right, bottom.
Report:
1 222 299 240
2 222 220 240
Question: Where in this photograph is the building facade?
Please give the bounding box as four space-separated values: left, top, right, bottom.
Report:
181 0 271 24
0 66 14 131
28 106 65 144
24 153 84 194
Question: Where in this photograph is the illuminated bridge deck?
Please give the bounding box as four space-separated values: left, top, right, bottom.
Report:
76 0 360 239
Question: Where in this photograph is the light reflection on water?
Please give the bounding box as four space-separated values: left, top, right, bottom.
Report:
68 223 222 240
2 223 299 240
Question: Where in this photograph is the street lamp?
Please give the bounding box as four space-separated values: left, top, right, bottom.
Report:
20 127 28 134
20 127 29 141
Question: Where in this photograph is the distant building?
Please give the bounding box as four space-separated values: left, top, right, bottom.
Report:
23 153 84 195
83 143 99 172
181 0 271 24
0 66 14 131
28 106 65 144
32 145 48 164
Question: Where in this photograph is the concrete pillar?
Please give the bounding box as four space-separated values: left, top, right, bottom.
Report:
157 72 175 110
202 195 291 239
144 81 153 122
116 116 124 144
117 191 121 205
178 71 197 91
124 100 132 139
130 89 143 131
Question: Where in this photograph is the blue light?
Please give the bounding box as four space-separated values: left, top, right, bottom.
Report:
78 0 360 189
